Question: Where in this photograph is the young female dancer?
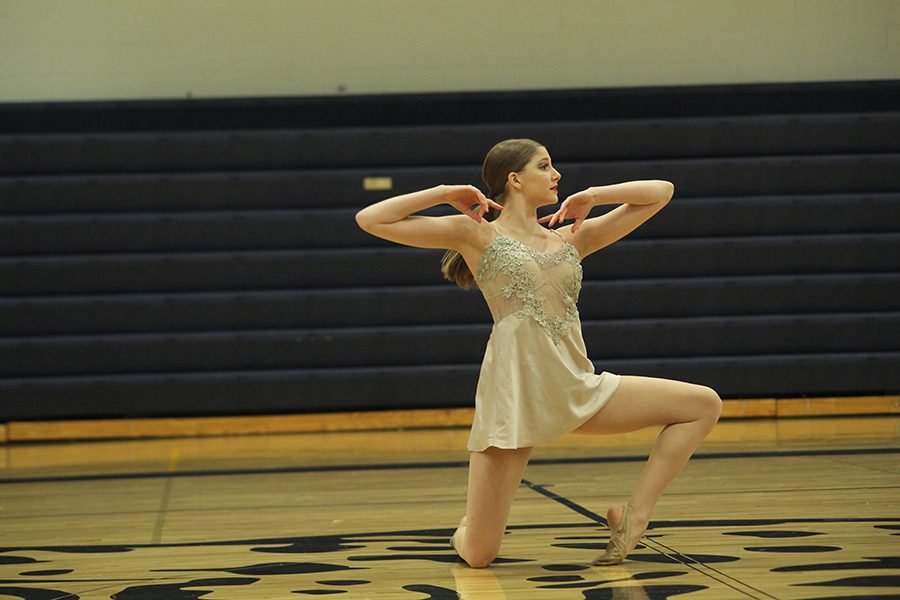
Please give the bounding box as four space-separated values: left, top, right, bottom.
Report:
355 138 722 568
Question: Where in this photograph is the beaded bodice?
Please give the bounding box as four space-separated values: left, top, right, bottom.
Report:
474 231 582 344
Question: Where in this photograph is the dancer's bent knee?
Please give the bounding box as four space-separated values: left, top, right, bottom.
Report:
699 385 723 422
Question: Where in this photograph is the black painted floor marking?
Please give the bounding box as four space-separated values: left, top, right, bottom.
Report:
0 556 42 565
527 574 585 582
110 576 259 600
315 579 368 586
401 584 459 599
520 479 609 525
4 519 895 557
542 563 591 571
3 447 900 485
2 520 895 563
156 562 359 576
772 556 900 573
583 584 710 599
0 586 77 600
743 545 842 553
795 574 900 587
724 530 825 538
2 520 897 598
521 478 778 600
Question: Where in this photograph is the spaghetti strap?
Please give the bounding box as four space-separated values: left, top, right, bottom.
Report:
548 227 577 251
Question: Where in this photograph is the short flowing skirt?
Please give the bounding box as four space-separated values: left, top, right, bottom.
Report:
467 314 621 452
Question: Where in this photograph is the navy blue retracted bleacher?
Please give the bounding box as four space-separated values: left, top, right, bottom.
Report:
1 81 899 420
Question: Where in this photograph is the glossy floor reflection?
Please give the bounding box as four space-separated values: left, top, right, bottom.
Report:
1 416 898 599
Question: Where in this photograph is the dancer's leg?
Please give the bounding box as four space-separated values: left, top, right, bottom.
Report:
452 446 532 568
574 375 722 550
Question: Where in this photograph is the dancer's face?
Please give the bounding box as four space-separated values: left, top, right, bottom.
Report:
511 147 561 207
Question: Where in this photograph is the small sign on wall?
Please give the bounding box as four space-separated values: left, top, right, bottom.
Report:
363 177 393 191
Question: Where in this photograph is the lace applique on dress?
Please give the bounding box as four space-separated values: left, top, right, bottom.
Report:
475 233 582 344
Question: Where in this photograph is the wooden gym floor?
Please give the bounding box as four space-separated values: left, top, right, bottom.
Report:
1 414 899 599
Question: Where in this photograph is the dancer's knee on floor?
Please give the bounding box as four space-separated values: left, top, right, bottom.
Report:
461 534 501 569
464 548 498 569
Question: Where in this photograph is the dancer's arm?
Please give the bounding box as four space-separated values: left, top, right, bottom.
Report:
355 184 502 250
540 180 674 258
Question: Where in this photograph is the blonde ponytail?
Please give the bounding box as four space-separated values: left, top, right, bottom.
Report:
440 249 475 289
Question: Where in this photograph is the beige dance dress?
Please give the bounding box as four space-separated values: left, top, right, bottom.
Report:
466 228 621 452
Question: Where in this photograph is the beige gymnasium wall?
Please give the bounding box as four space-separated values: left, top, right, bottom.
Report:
0 0 898 103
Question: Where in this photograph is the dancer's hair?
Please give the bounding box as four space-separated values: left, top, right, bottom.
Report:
441 138 544 289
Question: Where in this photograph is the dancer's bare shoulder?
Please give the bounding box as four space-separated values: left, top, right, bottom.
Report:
456 219 500 278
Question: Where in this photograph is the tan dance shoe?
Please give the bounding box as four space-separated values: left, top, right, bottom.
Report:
592 503 637 566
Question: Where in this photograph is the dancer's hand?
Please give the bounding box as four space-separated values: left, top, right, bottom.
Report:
539 189 594 232
443 185 503 223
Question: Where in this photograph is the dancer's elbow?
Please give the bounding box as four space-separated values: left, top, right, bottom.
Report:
656 180 675 203
355 208 374 232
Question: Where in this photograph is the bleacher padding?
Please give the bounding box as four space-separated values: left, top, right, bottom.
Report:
1 155 897 228
3 313 897 377
1 81 898 420
1 352 897 419
2 233 899 295
3 275 898 336
2 113 899 174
